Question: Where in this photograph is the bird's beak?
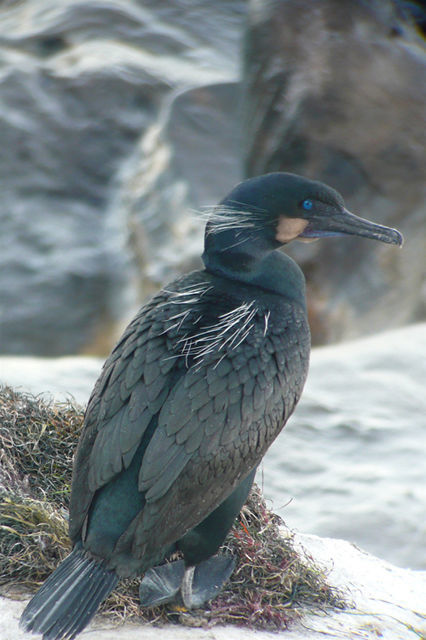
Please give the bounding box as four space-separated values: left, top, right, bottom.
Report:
299 208 404 246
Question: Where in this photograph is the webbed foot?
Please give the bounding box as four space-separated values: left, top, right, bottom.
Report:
182 554 236 609
139 559 185 607
140 554 235 609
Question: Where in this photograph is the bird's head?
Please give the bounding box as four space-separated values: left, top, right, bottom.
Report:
202 172 403 281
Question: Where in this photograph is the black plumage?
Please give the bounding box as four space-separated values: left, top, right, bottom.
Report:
21 172 402 640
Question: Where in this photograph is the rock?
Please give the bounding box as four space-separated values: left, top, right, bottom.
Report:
2 533 425 639
0 355 103 406
289 533 426 639
0 0 246 356
3 0 421 356
264 323 426 570
243 0 426 343
115 81 242 292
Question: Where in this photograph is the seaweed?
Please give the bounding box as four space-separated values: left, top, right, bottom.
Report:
0 385 348 631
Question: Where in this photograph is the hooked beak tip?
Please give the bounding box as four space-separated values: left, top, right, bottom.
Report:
395 230 404 247
300 208 404 248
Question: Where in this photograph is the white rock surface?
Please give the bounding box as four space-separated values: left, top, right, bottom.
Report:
263 322 426 569
1 533 425 640
291 534 426 639
0 355 103 406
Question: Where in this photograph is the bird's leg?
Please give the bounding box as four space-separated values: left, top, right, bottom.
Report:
181 566 196 608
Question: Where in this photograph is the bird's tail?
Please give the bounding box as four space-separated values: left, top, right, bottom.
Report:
20 545 119 640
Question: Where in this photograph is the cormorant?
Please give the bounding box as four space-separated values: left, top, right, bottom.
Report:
20 172 403 640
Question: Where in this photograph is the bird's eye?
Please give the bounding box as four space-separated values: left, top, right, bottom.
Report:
302 199 313 211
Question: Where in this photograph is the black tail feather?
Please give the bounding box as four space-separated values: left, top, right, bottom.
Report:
57 567 117 640
20 546 119 640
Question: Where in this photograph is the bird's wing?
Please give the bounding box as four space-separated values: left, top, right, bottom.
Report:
113 305 309 562
68 288 180 540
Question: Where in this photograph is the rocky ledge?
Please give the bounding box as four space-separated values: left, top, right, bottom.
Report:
1 533 425 640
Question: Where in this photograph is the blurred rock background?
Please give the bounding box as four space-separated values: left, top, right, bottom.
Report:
0 0 424 356
243 0 426 342
0 0 245 355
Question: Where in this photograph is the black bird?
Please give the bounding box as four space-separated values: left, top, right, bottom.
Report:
20 172 402 640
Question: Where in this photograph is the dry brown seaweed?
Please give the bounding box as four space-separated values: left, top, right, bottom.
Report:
0 385 348 631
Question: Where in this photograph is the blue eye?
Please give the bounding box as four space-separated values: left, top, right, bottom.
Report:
302 199 313 211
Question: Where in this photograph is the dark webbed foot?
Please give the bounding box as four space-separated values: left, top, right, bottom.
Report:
139 554 235 609
182 554 236 608
139 559 185 607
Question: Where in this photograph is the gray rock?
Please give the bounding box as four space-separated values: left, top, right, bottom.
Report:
0 0 246 355
2 0 422 356
243 0 426 343
115 82 242 292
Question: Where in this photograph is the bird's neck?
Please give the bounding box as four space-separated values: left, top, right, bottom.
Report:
202 247 307 309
